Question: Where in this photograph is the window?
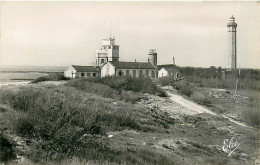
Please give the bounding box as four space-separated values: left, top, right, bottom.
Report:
177 73 180 78
93 73 96 77
152 71 155 78
118 70 123 76
81 73 85 77
133 70 136 77
146 70 149 77
108 46 111 49
126 70 129 75
139 70 143 77
101 59 105 64
87 73 90 77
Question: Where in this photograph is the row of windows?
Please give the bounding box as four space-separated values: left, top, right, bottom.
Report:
102 46 119 50
80 72 97 77
118 69 155 78
98 58 118 64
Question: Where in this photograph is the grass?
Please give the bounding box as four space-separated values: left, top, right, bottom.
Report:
241 109 260 128
0 133 15 163
5 148 186 165
0 84 174 163
31 73 69 83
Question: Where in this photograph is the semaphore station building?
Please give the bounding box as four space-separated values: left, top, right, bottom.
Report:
64 37 180 79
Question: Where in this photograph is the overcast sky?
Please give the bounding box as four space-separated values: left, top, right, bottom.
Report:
1 1 260 68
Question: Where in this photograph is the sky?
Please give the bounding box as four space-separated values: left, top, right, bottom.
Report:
0 1 260 68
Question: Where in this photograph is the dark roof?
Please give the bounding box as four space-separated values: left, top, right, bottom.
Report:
109 61 156 69
157 64 180 73
72 65 99 72
157 64 177 69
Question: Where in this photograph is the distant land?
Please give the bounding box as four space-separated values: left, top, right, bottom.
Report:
0 65 67 83
0 65 67 73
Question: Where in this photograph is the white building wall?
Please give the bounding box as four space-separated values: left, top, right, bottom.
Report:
64 66 77 78
158 68 180 79
101 62 116 77
101 62 157 78
116 69 156 78
158 68 169 78
64 66 99 78
96 38 119 66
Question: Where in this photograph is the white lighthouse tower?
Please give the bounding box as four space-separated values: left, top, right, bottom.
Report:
96 37 120 67
227 16 237 69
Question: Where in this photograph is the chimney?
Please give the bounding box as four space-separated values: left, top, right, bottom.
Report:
173 57 175 65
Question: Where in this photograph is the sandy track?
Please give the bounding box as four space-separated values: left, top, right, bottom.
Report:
166 91 216 115
166 90 251 128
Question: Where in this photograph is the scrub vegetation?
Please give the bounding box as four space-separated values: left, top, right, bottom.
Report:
0 80 174 164
0 74 259 164
31 73 69 83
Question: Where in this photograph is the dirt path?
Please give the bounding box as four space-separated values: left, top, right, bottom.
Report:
166 91 251 128
166 91 216 115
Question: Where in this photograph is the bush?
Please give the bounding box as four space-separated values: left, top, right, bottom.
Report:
0 133 15 163
179 85 194 97
178 67 260 91
67 76 167 97
66 79 142 102
16 115 35 135
66 79 117 98
172 82 194 97
31 73 69 83
241 109 260 128
190 91 211 106
155 77 176 86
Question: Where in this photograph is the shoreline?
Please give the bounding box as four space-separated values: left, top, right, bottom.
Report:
0 81 30 87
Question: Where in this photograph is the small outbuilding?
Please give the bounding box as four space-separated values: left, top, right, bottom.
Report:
64 65 99 78
158 65 180 80
101 61 157 78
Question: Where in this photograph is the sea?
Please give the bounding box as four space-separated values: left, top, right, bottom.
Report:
0 65 67 86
